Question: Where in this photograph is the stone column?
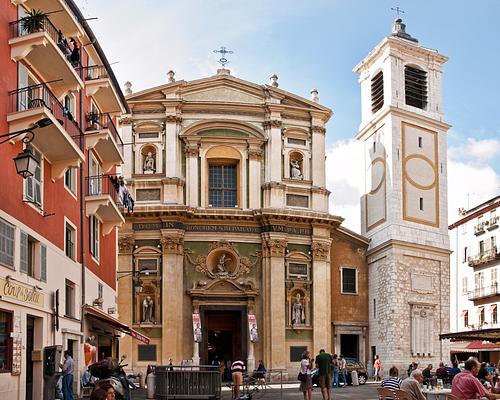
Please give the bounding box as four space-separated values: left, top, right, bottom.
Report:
248 148 262 209
161 233 185 364
311 239 332 352
262 237 287 370
117 235 135 363
192 303 200 365
165 114 182 177
119 115 133 178
185 145 199 207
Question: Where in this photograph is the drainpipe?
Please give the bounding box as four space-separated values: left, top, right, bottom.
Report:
79 86 86 342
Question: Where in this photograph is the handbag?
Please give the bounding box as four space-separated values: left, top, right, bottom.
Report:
297 371 306 382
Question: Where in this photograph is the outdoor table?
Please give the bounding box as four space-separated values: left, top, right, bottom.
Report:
422 388 451 400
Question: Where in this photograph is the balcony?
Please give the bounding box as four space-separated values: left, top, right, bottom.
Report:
12 0 85 38
9 17 83 97
85 175 125 235
85 113 124 172
488 217 499 231
468 247 500 267
474 222 486 235
468 284 500 301
83 65 124 114
7 84 84 180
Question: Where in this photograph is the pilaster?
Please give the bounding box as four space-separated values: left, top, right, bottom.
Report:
264 117 282 182
185 144 199 207
165 113 182 176
248 148 262 209
119 115 133 178
117 235 135 362
310 120 326 188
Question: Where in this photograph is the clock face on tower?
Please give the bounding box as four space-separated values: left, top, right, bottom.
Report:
401 122 439 227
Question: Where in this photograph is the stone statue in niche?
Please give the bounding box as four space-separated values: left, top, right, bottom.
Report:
142 296 154 323
143 152 156 174
290 159 303 179
292 293 305 325
214 254 228 274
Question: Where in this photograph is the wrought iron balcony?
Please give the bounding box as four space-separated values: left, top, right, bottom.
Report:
488 217 499 231
9 16 83 96
85 175 125 235
82 65 124 113
474 222 486 235
85 113 124 171
468 284 500 301
7 84 84 179
468 247 499 267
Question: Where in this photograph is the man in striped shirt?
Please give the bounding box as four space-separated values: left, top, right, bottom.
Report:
231 357 246 398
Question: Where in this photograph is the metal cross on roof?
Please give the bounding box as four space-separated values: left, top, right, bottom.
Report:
213 46 234 67
391 5 405 17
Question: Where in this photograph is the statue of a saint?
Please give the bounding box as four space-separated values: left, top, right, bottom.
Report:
250 324 259 342
142 296 154 323
214 254 228 274
143 152 156 173
194 323 202 342
292 293 304 326
290 159 303 179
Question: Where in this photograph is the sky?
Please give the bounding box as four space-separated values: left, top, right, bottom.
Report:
76 0 500 232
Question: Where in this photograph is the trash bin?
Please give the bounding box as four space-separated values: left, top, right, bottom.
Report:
351 370 359 386
146 371 156 399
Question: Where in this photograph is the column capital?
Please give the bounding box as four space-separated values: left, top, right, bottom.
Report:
119 115 133 125
184 144 199 157
311 125 326 134
160 235 184 255
165 114 183 124
118 236 135 254
311 240 331 261
248 148 263 161
263 119 282 129
262 238 288 258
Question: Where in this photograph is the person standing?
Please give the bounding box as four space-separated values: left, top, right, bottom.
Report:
339 354 347 386
231 356 245 398
299 350 313 400
331 354 339 388
315 349 332 400
60 350 74 400
374 355 382 382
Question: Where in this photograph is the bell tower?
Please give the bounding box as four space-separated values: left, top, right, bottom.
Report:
354 19 451 371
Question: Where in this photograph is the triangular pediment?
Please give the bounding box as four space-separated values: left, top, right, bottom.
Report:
183 86 263 104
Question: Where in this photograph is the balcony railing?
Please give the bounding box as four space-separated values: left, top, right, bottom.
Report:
468 284 500 301
474 222 486 235
468 247 499 267
82 65 108 81
9 16 83 78
488 217 499 230
86 175 119 203
8 84 81 146
86 113 123 155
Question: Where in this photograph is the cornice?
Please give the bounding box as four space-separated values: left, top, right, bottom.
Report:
366 238 452 259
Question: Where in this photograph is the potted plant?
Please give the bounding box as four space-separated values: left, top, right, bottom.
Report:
21 9 46 34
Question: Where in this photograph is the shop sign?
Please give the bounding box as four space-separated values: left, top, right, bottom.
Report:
0 278 44 307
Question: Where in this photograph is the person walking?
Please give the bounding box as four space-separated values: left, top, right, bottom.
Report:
331 354 339 388
315 349 332 400
299 350 313 400
374 355 382 382
231 356 245 398
60 350 74 400
339 354 347 386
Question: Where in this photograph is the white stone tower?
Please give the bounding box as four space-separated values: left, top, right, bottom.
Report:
354 19 451 372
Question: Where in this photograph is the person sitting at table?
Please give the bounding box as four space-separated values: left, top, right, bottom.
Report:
400 369 426 400
478 362 491 384
381 366 402 397
446 362 461 383
422 364 433 386
452 357 500 400
436 362 449 383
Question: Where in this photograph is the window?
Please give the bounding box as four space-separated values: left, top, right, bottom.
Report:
65 223 76 260
0 219 15 269
0 310 12 373
463 310 469 328
208 164 237 208
341 267 357 294
89 216 100 260
65 280 75 318
475 272 484 290
64 168 77 195
480 240 485 255
20 232 46 281
371 71 384 113
24 146 42 207
418 137 423 148
63 94 75 121
463 247 469 263
405 65 427 109
492 269 498 287
373 299 376 319
493 306 498 325
88 155 102 196
419 197 424 211
138 345 157 361
98 283 103 301
479 307 485 326
462 277 468 295
492 236 497 252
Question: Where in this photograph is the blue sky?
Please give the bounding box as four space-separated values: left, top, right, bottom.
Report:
77 0 500 231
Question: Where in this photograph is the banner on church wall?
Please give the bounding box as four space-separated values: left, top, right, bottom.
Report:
248 314 258 343
193 313 202 343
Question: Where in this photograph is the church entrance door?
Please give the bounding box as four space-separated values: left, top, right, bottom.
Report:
201 307 246 370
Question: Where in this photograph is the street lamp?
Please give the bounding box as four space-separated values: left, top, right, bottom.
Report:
0 118 53 178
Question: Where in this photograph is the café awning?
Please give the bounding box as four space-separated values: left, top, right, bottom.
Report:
83 305 150 344
440 327 500 343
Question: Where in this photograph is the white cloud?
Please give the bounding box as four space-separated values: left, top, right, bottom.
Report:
448 138 500 161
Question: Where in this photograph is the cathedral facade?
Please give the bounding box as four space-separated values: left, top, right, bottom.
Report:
116 69 368 376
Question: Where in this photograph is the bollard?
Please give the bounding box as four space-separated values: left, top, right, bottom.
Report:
146 372 156 399
351 370 359 386
139 372 146 389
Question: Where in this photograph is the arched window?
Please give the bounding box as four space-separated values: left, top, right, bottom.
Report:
405 65 427 110
371 71 384 113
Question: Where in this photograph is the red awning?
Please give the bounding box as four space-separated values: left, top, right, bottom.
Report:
84 305 150 344
466 340 500 350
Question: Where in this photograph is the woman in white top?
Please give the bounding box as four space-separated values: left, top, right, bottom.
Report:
299 350 313 400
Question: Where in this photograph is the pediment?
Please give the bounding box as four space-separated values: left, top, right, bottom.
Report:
183 86 263 104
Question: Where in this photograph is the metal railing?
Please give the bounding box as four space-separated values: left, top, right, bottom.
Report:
468 284 500 301
8 84 81 146
468 247 499 267
82 65 108 81
9 16 83 78
155 365 221 400
85 175 120 204
85 113 123 156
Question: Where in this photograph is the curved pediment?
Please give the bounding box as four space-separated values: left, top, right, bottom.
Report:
180 120 266 140
187 278 259 299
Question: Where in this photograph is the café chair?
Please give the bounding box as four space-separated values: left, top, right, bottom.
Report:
395 389 413 400
377 387 395 400
446 395 459 400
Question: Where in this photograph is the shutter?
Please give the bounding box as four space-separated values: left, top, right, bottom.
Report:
25 176 33 201
20 231 28 273
40 244 47 282
0 220 15 268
